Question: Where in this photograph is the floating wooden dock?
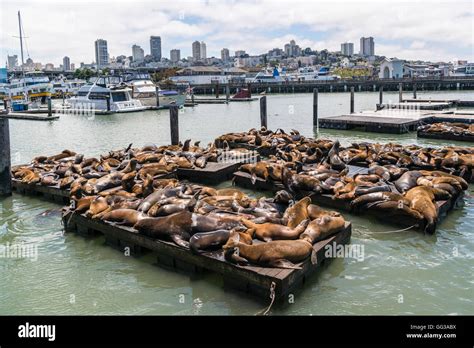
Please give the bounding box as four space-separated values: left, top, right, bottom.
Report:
11 179 70 204
62 209 352 302
232 170 462 232
186 98 229 104
177 162 243 183
403 98 474 107
417 129 474 142
2 113 60 121
378 102 453 110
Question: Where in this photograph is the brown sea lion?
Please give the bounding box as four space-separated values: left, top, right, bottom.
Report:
299 214 345 244
101 209 145 226
242 218 310 242
405 186 438 234
223 231 315 269
283 197 311 228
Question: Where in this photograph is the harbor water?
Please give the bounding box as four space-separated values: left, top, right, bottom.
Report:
1 90 473 315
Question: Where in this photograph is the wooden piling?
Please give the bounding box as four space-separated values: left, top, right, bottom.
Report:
106 97 111 112
0 117 12 196
247 83 252 97
226 85 230 101
156 86 160 107
47 97 52 117
260 96 267 128
379 86 383 105
215 82 219 99
413 83 417 99
350 87 354 114
313 88 318 126
169 105 179 145
399 83 403 102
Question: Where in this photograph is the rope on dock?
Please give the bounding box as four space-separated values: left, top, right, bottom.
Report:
256 281 276 316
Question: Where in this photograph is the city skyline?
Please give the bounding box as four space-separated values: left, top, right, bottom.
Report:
1 0 472 67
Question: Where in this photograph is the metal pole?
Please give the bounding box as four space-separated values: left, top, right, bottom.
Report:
47 97 52 116
313 88 318 126
350 87 354 114
0 117 12 196
169 105 179 145
260 96 267 128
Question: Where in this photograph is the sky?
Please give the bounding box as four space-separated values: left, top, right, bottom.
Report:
1 0 473 67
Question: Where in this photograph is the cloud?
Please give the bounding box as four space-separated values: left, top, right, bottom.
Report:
1 0 472 66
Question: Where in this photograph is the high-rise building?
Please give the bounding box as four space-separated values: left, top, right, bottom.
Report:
200 41 207 59
359 37 375 56
7 55 18 68
340 42 354 56
94 39 109 68
70 63 75 70
283 40 301 57
221 48 230 62
192 41 201 60
44 63 54 70
150 36 162 61
235 50 246 58
170 49 181 63
132 44 145 62
63 56 71 71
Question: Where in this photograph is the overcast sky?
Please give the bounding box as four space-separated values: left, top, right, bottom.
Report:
1 0 473 66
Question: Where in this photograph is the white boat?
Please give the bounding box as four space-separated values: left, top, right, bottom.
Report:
51 78 86 98
67 76 147 113
9 71 53 101
124 72 186 108
250 67 287 83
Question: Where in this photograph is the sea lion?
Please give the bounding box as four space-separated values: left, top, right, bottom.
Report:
101 208 145 226
299 213 345 244
283 197 311 228
189 230 231 254
223 231 315 269
405 186 438 234
394 171 423 193
242 218 310 242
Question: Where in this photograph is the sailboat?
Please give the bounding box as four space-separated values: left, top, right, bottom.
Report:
9 11 52 111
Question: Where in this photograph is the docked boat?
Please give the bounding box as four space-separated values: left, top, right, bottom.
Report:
124 72 186 108
67 76 147 113
8 71 53 101
51 78 87 98
250 67 287 83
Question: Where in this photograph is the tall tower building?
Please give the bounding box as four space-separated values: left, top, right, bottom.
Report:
170 49 181 63
63 56 71 71
192 41 201 60
221 48 230 62
132 44 145 62
340 42 354 56
359 37 375 56
94 39 109 68
200 41 207 59
150 36 162 61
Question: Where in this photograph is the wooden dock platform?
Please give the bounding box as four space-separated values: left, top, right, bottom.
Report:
11 179 70 204
403 98 474 107
378 102 453 110
2 113 60 121
232 170 462 232
62 210 352 302
319 111 430 134
177 162 245 184
417 129 474 142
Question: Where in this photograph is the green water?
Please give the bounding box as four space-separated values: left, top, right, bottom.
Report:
1 91 473 315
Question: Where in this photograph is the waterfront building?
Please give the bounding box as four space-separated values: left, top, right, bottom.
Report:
150 36 162 61
200 41 207 59
379 57 404 78
94 39 109 68
170 66 247 85
235 50 246 58
221 48 230 62
63 56 71 71
7 55 18 69
132 44 145 62
170 49 181 63
341 42 354 56
359 37 375 56
192 41 201 60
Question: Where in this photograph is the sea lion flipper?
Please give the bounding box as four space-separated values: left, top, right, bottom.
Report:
269 259 302 270
310 249 318 265
251 173 257 185
171 235 190 249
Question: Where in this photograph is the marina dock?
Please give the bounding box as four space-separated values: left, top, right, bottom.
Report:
62 209 352 301
2 113 60 121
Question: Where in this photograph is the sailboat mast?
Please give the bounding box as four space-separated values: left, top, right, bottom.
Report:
18 11 25 74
